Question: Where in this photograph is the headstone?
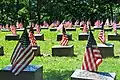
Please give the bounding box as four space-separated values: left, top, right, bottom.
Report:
16 28 24 31
57 33 72 41
0 65 43 80
66 28 76 31
108 34 120 41
80 27 83 30
5 34 19 40
34 34 44 41
117 24 120 28
32 45 41 56
50 28 57 31
94 27 101 30
71 69 116 80
41 27 48 30
0 46 4 56
52 45 74 56
104 28 112 31
78 33 89 40
98 43 114 58
116 27 120 30
27 27 36 31
1 29 10 32
109 25 112 27
80 27 94 31
75 26 80 28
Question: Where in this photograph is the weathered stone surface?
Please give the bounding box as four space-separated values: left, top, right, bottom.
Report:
49 28 57 31
71 69 116 80
5 34 19 40
80 27 94 31
0 46 4 56
104 28 112 31
78 33 89 40
41 27 48 30
32 45 41 56
57 33 72 41
34 34 44 41
66 28 76 31
16 28 24 31
98 43 114 58
1 29 10 32
52 45 74 56
108 34 120 40
94 27 102 30
116 27 120 30
0 65 43 80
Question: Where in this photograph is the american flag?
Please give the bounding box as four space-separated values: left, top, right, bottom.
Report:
94 20 100 27
83 24 88 33
10 25 16 35
60 26 68 46
19 22 23 29
29 27 37 46
113 20 117 34
98 26 106 44
36 24 40 34
10 28 34 75
81 31 102 71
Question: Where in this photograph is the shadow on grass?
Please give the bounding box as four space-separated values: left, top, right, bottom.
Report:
44 69 74 80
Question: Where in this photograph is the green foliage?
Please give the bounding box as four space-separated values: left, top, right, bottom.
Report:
0 0 120 24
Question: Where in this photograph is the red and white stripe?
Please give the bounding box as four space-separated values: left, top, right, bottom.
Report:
83 24 87 33
98 30 106 44
36 24 40 34
113 22 117 33
11 43 34 75
10 43 22 64
81 47 102 71
60 34 68 46
10 25 16 35
29 32 37 46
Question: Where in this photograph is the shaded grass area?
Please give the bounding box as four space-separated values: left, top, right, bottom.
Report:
0 28 120 80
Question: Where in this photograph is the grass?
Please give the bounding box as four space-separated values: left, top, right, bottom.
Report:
0 28 120 80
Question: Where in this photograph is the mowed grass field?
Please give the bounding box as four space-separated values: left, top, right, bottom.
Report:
0 28 120 80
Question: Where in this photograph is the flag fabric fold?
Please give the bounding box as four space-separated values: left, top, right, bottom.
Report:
81 31 102 71
10 28 34 75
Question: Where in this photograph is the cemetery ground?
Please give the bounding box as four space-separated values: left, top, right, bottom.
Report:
0 28 120 80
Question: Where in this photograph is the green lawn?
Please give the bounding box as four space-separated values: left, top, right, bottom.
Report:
0 28 120 80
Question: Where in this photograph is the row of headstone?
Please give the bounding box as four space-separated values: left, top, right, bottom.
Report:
0 64 116 80
51 44 114 58
0 43 114 58
5 32 120 41
1 27 119 32
0 45 41 56
5 34 44 41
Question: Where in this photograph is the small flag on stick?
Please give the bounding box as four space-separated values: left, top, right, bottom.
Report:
81 30 102 71
60 26 68 46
